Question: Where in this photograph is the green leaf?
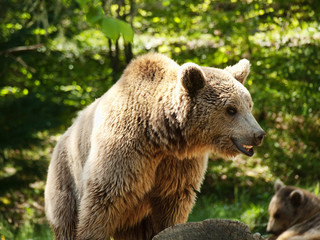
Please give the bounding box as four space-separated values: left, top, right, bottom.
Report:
86 6 104 25
101 17 120 41
75 0 87 8
100 17 134 42
118 20 134 43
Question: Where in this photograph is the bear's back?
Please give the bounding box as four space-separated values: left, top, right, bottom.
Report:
121 52 179 85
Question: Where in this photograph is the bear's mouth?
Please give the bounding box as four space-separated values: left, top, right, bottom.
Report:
231 138 254 157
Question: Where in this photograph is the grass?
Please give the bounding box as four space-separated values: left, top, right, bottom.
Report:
14 223 53 240
0 216 53 240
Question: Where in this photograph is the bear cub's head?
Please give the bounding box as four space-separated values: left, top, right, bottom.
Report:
266 180 319 236
177 59 266 157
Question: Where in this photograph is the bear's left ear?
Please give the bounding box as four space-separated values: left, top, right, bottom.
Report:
289 190 304 207
178 63 206 96
225 59 250 84
274 179 285 192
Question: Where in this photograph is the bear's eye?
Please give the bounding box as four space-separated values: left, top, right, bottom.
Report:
226 107 237 116
274 212 280 219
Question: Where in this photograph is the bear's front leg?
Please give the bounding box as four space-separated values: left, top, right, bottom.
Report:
75 142 160 240
76 178 152 240
150 155 207 233
76 189 115 240
150 187 197 233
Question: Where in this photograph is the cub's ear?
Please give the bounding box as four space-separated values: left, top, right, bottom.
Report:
290 190 304 207
274 179 285 192
178 63 206 95
225 59 250 84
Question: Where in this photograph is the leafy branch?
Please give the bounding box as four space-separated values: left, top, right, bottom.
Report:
76 0 134 43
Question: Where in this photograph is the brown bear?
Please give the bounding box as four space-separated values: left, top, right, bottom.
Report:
267 180 320 240
45 53 265 240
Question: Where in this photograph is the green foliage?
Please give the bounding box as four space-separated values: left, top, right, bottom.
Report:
101 17 134 42
1 0 320 238
77 1 134 42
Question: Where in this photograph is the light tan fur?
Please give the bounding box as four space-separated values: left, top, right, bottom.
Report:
267 180 320 240
45 53 265 240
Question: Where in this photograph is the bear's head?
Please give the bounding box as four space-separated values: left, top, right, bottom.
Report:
266 180 307 235
176 59 265 157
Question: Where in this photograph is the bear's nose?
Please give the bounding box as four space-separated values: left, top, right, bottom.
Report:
254 130 266 145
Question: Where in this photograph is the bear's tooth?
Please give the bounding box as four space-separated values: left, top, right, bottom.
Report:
243 144 253 150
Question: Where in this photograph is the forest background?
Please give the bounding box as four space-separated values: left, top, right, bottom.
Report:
1 0 320 239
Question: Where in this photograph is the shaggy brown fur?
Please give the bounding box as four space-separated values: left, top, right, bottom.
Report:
267 180 320 240
45 53 265 240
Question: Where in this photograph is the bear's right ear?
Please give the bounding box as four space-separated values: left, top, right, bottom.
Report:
178 63 206 96
225 59 250 84
290 190 304 207
274 179 285 192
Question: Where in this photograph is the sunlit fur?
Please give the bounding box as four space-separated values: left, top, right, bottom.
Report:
267 180 320 240
45 53 262 240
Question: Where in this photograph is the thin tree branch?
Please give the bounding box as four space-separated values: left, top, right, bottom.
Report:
0 44 43 55
8 53 36 73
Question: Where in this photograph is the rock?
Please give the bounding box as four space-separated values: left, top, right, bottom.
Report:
153 219 265 240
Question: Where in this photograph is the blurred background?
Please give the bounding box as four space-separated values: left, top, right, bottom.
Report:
0 0 319 239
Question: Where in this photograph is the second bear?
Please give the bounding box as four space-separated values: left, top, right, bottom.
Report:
267 180 320 240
